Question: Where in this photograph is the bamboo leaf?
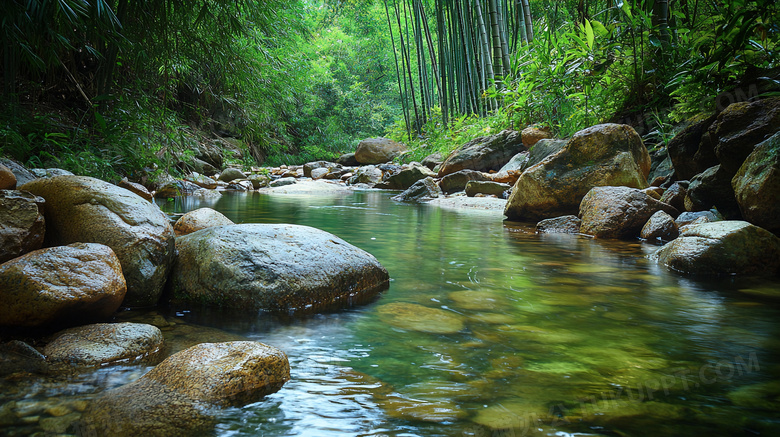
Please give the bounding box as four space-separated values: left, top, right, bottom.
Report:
584 19 594 50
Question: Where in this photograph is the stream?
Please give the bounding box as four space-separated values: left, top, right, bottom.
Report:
3 188 780 436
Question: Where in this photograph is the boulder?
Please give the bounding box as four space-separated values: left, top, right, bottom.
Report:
640 210 679 242
647 147 674 186
336 152 359 167
303 161 339 178
440 170 488 194
0 340 48 376
155 179 203 198
465 180 511 197
218 167 246 182
183 173 217 190
117 178 153 201
0 158 37 186
422 151 444 170
666 114 718 180
355 137 407 164
684 165 741 218
44 323 164 368
505 124 651 221
652 221 780 275
659 181 689 212
579 186 679 239
310 167 329 180
248 173 270 189
384 164 436 190
438 129 525 176
711 97 780 175
80 341 289 437
536 215 581 234
0 190 45 263
20 175 175 307
498 151 529 173
0 243 126 328
732 131 780 233
269 177 296 188
173 208 234 236
348 165 383 186
0 163 16 189
521 125 552 148
30 168 74 178
675 210 720 228
171 224 389 313
187 157 218 177
520 139 568 172
391 177 442 202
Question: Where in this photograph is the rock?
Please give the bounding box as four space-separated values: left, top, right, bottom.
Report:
579 186 679 239
487 170 521 186
422 151 444 170
269 177 296 188
465 180 511 197
218 167 246 182
31 168 74 178
173 208 234 236
391 177 442 202
44 323 163 368
684 165 741 218
348 165 384 185
227 180 253 190
191 188 222 199
0 190 45 264
0 158 37 186
80 341 289 437
642 186 664 200
355 137 406 164
498 151 529 173
322 167 350 180
675 210 720 227
376 302 464 334
248 173 270 189
0 163 16 189
427 196 507 212
303 161 339 178
732 131 780 233
440 169 488 194
310 167 329 179
118 178 153 201
171 224 389 313
183 173 217 190
20 175 175 307
337 152 359 166
659 181 688 212
438 129 525 176
536 215 581 234
711 97 780 174
521 125 552 148
666 114 718 180
154 179 202 198
0 243 126 328
505 124 651 221
0 340 48 376
652 220 780 275
187 157 218 176
520 138 568 172
640 210 679 242
262 179 350 195
647 147 674 186
384 164 436 190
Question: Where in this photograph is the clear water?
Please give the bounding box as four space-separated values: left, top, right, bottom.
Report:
3 189 780 436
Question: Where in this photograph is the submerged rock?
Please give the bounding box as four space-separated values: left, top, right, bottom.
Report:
0 340 48 376
505 124 650 221
0 190 45 263
376 302 464 334
438 129 525 177
44 322 163 368
0 243 126 328
20 175 175 307
80 341 289 437
172 224 389 313
579 186 679 239
173 207 234 236
652 220 780 275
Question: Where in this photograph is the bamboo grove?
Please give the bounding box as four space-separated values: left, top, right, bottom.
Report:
383 0 534 137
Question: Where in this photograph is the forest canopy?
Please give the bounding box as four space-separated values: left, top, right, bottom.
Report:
1 0 778 180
